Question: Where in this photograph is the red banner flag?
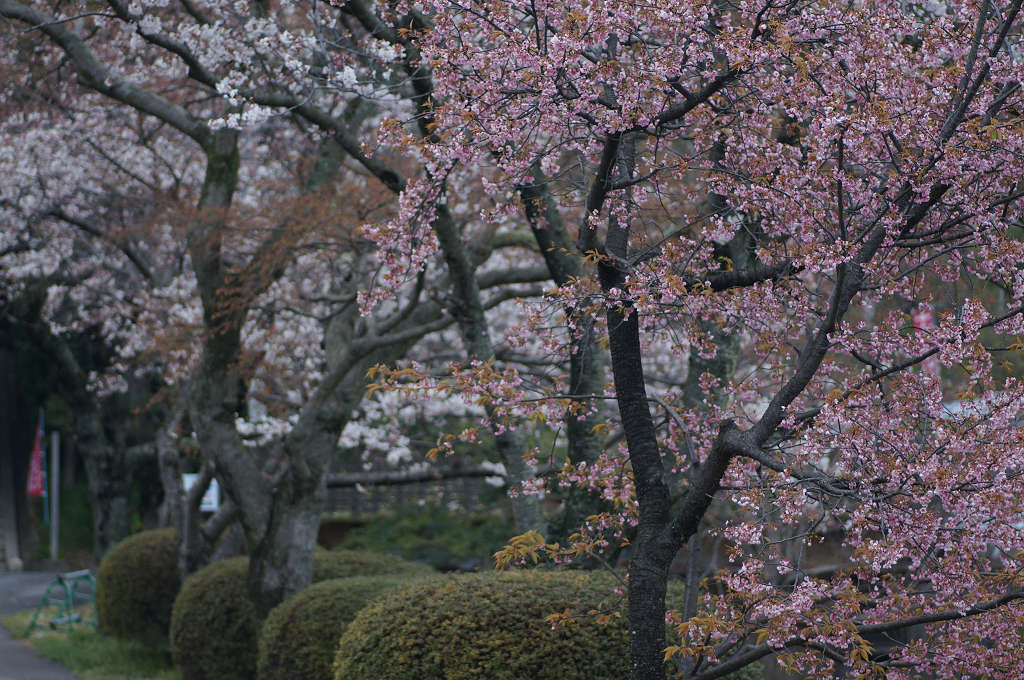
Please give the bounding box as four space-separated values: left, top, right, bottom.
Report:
26 419 44 498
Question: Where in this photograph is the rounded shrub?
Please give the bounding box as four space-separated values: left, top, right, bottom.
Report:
95 527 180 645
171 550 431 680
257 574 429 680
334 571 761 680
334 570 634 680
170 556 255 680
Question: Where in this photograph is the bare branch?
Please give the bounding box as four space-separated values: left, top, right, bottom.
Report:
0 0 210 144
186 461 215 514
579 132 622 255
326 464 507 488
47 207 154 281
655 69 740 129
477 265 552 289
200 499 239 543
858 590 1024 636
691 590 1024 680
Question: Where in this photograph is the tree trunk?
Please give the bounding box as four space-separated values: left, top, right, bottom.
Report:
177 462 212 578
156 407 184 532
210 520 245 561
496 433 546 533
518 166 608 542
82 442 133 559
74 407 132 559
602 288 676 680
400 45 546 534
431 205 546 534
597 135 676 680
246 475 325 616
0 346 23 570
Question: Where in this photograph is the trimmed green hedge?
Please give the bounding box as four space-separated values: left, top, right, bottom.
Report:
169 556 253 680
170 550 431 680
257 575 428 680
95 528 180 645
334 570 763 680
334 570 634 680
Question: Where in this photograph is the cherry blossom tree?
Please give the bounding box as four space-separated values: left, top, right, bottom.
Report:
366 0 1024 678
0 0 557 614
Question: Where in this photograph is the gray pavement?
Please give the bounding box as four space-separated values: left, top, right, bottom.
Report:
0 572 80 680
0 572 60 616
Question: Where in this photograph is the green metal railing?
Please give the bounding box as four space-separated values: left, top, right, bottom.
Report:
24 569 97 636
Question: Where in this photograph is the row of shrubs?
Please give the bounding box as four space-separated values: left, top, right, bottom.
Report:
95 528 763 680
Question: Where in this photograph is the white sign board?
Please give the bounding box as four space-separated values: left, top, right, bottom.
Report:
182 473 220 512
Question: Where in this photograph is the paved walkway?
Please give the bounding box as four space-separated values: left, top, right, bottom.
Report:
0 572 80 680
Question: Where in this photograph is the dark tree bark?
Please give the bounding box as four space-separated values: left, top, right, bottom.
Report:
0 345 24 570
155 406 184 535
518 164 608 542
429 206 546 534
591 134 676 680
80 417 133 558
389 20 547 534
582 131 745 680
585 130 889 680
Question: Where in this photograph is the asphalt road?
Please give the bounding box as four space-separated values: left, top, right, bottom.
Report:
0 572 81 680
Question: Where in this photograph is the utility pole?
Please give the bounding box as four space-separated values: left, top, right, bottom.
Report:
50 430 59 560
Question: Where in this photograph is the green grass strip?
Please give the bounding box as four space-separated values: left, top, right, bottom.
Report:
3 609 180 680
